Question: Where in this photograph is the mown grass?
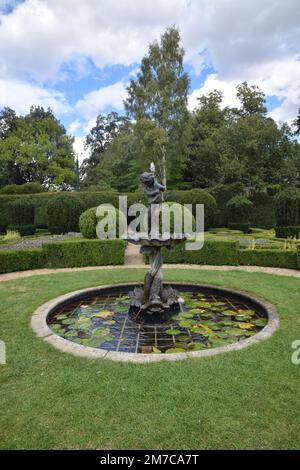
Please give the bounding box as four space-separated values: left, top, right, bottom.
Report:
0 268 299 450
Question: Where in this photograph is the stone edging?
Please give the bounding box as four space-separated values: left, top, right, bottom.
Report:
31 282 279 363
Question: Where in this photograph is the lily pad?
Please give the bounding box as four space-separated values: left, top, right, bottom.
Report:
103 319 116 325
165 328 181 336
238 322 255 330
165 347 186 354
93 310 114 318
93 327 111 336
178 319 196 328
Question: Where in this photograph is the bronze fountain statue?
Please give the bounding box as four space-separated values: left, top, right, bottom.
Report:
127 163 187 321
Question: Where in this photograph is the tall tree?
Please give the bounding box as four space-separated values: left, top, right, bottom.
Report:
124 26 190 186
82 112 129 186
0 106 76 189
236 81 267 116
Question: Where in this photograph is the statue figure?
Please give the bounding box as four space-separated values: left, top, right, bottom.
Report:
140 169 165 235
129 163 177 317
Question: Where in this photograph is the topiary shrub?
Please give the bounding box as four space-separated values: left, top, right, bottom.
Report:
226 194 253 233
228 222 251 233
160 202 196 235
275 187 300 237
6 199 36 236
275 226 300 239
47 195 85 234
79 205 127 239
166 189 218 229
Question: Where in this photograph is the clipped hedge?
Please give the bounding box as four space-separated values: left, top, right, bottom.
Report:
228 222 251 233
0 248 44 273
47 195 85 234
275 187 300 228
238 249 298 269
0 182 46 194
8 224 36 236
162 240 239 266
6 199 36 236
0 239 127 273
275 226 300 239
42 239 126 268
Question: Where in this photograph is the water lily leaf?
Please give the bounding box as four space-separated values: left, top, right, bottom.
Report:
191 323 218 338
172 312 194 320
61 318 76 325
165 328 181 336
103 320 116 325
50 324 64 334
189 308 206 314
222 310 239 316
141 346 153 354
238 309 255 316
238 322 255 330
187 342 206 351
178 319 196 328
55 313 68 320
93 310 114 318
92 327 110 336
226 328 246 337
210 338 232 347
152 346 162 354
77 316 91 324
165 347 186 354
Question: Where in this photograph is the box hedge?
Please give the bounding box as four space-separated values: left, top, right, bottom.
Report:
238 249 298 269
42 239 126 268
0 239 127 273
0 248 44 273
161 240 239 265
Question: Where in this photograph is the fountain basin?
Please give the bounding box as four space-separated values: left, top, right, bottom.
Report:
31 282 279 363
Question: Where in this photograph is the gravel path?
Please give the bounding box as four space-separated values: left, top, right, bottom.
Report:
0 263 299 282
0 232 82 250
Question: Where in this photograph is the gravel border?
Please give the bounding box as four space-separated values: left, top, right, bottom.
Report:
31 282 279 363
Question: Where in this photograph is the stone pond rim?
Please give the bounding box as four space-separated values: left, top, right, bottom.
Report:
31 282 279 363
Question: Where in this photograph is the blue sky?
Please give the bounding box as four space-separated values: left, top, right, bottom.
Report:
0 0 299 161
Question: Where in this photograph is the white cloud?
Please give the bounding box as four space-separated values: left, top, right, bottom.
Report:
189 56 300 124
0 77 70 115
68 119 81 134
75 81 127 120
0 0 300 125
73 136 89 164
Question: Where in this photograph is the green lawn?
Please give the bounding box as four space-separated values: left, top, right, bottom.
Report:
0 268 299 450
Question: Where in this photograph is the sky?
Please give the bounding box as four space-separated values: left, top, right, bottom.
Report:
0 0 299 163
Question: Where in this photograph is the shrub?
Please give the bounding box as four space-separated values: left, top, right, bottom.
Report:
0 182 46 194
46 195 85 234
275 226 300 239
0 248 44 273
160 202 195 235
8 224 36 236
228 222 251 233
226 194 253 225
7 199 35 225
162 240 238 265
42 239 126 268
238 249 298 269
0 209 9 233
166 189 218 228
297 244 300 269
79 206 127 239
275 187 300 233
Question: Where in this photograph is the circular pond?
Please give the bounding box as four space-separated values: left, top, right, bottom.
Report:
40 283 278 359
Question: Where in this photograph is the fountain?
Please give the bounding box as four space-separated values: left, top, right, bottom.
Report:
32 162 279 361
125 163 188 321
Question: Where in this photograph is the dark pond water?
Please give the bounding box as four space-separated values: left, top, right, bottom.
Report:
48 287 268 354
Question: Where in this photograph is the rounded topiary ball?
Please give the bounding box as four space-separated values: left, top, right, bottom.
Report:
79 205 127 239
47 195 84 234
